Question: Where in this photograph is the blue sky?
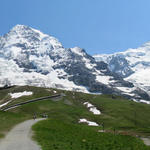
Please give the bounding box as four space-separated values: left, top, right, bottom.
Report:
1 0 150 55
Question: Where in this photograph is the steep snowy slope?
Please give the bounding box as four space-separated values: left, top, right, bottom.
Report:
93 41 150 93
0 25 149 101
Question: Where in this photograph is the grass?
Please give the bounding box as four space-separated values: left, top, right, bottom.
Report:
0 110 30 135
32 119 150 150
0 86 55 106
0 86 150 149
0 86 56 135
88 95 150 133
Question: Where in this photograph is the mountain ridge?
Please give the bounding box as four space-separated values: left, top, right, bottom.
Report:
93 41 150 94
0 24 149 101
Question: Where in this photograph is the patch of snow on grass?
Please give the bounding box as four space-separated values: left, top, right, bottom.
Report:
89 107 101 115
84 102 101 115
84 102 93 107
0 100 12 108
53 90 57 93
9 91 33 99
79 119 99 126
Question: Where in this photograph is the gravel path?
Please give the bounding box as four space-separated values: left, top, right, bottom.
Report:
0 118 45 150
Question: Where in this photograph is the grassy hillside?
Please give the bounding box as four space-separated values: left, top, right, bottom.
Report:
32 119 150 150
0 86 150 149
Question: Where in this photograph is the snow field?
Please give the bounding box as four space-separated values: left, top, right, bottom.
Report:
83 102 101 115
9 91 33 98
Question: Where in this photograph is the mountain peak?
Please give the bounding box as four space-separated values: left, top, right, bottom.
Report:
9 24 48 40
10 24 30 32
0 24 63 60
70 47 86 56
141 41 150 48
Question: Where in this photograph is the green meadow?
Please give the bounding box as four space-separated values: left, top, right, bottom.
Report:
0 86 150 149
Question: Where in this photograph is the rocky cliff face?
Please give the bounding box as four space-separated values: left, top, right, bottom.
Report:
0 25 149 101
93 41 150 95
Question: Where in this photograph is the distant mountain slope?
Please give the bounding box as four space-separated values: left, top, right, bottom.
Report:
0 25 149 101
93 42 150 94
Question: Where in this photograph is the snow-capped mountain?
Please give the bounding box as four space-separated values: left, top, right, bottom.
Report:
93 42 150 94
0 25 149 101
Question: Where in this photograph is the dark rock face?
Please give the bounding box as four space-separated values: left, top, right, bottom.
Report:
0 25 149 101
